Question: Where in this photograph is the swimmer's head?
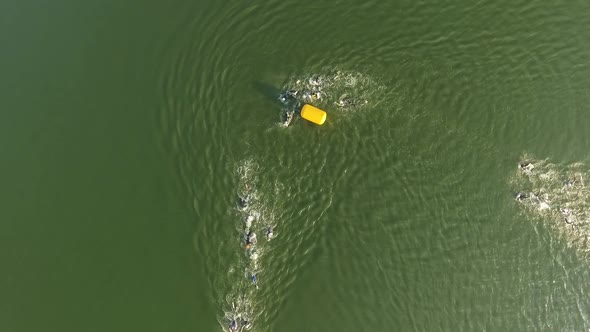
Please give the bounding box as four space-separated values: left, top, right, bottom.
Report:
519 161 533 169
245 244 250 250
238 196 249 208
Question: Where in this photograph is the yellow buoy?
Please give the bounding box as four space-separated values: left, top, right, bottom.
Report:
300 104 327 125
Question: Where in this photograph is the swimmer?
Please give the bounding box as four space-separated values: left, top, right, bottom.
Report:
519 161 534 172
336 96 357 107
229 319 238 332
566 178 575 188
248 249 259 260
238 195 249 210
336 98 351 107
515 192 528 201
561 208 575 224
282 109 294 127
310 91 321 100
529 192 541 205
530 192 550 210
279 90 298 103
309 77 321 86
244 215 254 228
247 231 257 245
559 208 574 224
265 225 274 240
279 91 301 110
251 273 257 285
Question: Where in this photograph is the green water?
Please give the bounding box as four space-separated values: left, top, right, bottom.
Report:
3 0 590 331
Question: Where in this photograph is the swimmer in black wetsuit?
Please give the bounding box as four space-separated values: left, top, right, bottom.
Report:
242 319 252 330
282 109 294 127
560 207 574 224
515 192 528 201
310 91 321 100
229 319 238 331
244 215 254 229
519 161 534 172
265 225 274 240
336 98 352 107
309 77 321 86
246 231 257 245
251 273 257 285
238 195 249 210
279 89 299 104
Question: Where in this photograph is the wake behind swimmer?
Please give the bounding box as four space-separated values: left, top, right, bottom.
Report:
222 161 279 332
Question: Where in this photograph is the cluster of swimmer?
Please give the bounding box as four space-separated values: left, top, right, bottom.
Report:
277 76 367 127
226 184 274 332
227 312 250 332
238 186 274 260
514 161 583 225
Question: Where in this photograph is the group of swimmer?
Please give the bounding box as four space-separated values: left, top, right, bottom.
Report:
228 317 250 332
278 77 324 127
226 183 275 331
277 76 367 127
239 184 274 259
515 161 583 225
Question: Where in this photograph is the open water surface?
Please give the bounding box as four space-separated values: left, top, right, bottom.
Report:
3 0 590 331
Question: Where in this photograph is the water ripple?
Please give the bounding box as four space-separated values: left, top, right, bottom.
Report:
156 0 590 330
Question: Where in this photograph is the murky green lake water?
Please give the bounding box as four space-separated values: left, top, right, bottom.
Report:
3 0 590 331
